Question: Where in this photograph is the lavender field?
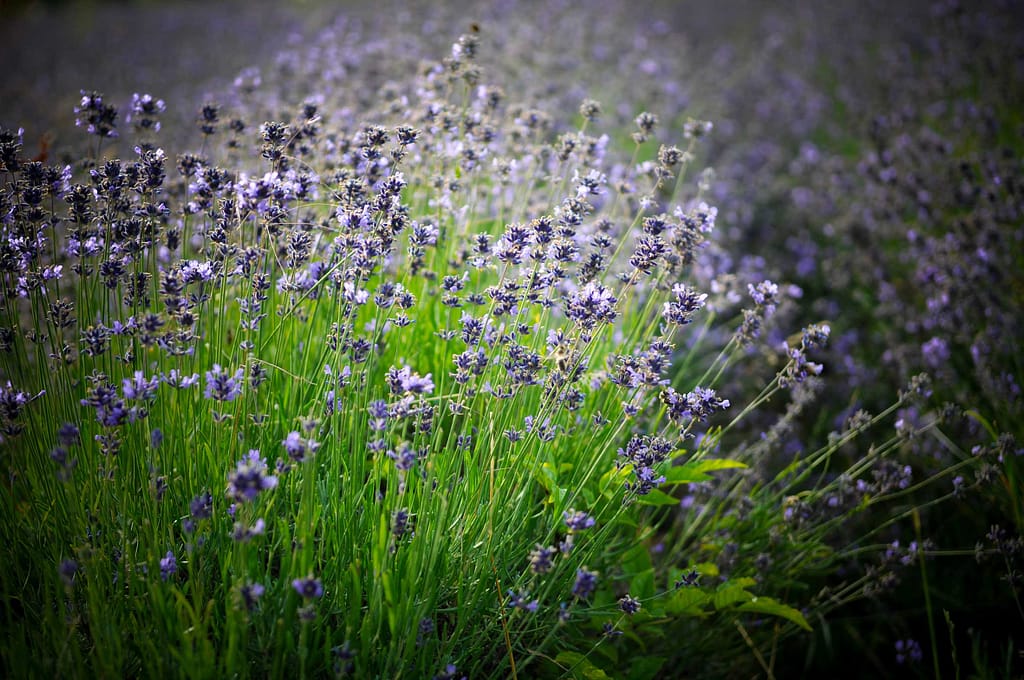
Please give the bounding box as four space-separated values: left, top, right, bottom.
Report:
1 0 1022 677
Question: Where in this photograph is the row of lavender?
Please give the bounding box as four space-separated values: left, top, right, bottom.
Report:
701 2 1024 673
1 0 1020 677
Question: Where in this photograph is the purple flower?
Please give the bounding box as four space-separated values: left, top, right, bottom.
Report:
921 336 950 369
162 369 200 389
189 492 213 520
748 280 779 313
74 90 118 138
952 475 965 497
159 551 177 581
128 92 165 132
662 283 707 325
572 567 598 600
239 582 265 611
283 431 319 463
563 509 595 532
367 399 389 431
529 544 557 574
59 559 78 587
227 450 278 502
204 364 244 402
232 518 266 542
392 509 411 538
180 259 217 284
616 434 673 497
386 366 435 395
619 594 642 615
566 281 618 331
57 423 80 447
895 639 922 664
433 663 465 680
661 386 730 426
292 576 323 599
506 589 539 613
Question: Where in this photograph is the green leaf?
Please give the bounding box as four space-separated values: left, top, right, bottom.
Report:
737 596 813 631
693 562 719 579
690 459 748 473
662 459 747 486
620 542 652 573
556 651 613 680
598 467 629 498
627 656 666 680
712 583 755 610
630 569 656 600
661 466 712 485
635 488 679 506
664 588 711 616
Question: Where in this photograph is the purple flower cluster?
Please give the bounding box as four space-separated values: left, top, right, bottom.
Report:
616 434 674 497
566 281 618 334
661 386 730 429
292 575 323 599
204 364 244 402
227 451 278 502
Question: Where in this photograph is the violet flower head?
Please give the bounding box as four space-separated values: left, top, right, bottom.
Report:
74 90 118 138
190 491 213 520
566 281 618 331
162 369 200 389
921 336 950 369
122 371 160 401
204 364 244 402
128 92 165 133
529 544 557 574
433 663 466 680
563 509 595 532
661 386 730 425
292 576 323 599
895 639 923 665
227 450 278 502
572 567 598 600
617 433 674 497
59 559 78 587
367 399 389 431
506 589 539 613
239 582 265 611
748 280 779 315
619 594 642 615
159 551 177 581
386 365 435 395
662 283 707 326
283 431 319 463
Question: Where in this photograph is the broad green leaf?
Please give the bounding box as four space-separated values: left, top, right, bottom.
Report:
662 466 712 485
690 459 747 473
713 583 755 610
723 577 757 589
620 542 652 573
694 562 719 578
737 596 812 631
664 588 711 616
663 459 747 486
556 651 613 680
546 486 567 507
599 466 629 495
538 462 558 489
627 656 666 680
630 569 656 600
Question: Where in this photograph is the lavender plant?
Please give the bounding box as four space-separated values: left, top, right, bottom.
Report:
0 1 1019 678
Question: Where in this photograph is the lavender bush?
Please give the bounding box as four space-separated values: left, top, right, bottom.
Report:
1 1 1020 677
